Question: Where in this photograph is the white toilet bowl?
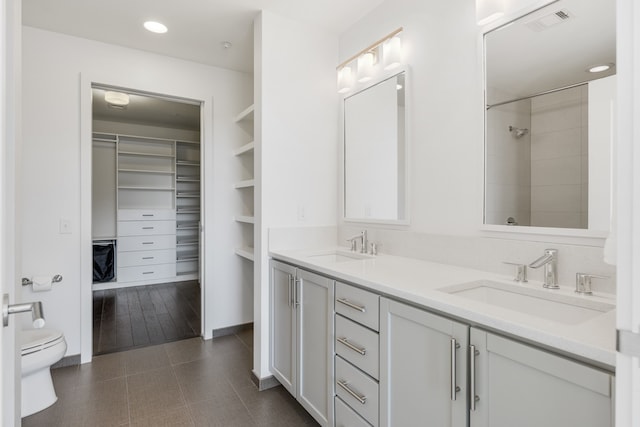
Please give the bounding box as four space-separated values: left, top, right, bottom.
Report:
20 328 66 417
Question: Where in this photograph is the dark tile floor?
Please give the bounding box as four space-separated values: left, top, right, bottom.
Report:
93 281 201 355
24 329 318 427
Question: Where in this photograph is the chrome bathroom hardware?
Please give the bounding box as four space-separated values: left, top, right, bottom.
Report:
450 338 461 401
503 262 528 282
347 230 368 254
575 273 608 295
336 298 366 313
337 337 367 356
2 294 45 327
529 249 558 289
22 275 63 287
337 380 367 404
370 242 378 256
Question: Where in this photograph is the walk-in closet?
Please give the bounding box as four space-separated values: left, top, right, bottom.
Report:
90 87 202 354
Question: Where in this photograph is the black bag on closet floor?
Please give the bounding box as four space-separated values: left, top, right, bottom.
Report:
93 243 115 283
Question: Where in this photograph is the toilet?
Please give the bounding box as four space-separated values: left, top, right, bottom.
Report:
20 328 67 417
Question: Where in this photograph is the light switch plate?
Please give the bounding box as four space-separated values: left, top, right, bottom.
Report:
59 219 71 234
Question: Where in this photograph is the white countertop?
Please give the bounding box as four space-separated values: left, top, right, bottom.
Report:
270 247 617 369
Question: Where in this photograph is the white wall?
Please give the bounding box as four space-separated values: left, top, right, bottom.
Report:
21 26 253 357
254 10 338 378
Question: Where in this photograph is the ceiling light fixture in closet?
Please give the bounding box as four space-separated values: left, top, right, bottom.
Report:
104 91 130 107
144 21 168 34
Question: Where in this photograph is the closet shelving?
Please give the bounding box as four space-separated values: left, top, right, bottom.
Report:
91 132 201 289
175 140 201 278
234 104 255 262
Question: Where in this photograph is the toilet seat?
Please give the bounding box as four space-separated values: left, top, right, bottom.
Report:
21 329 65 356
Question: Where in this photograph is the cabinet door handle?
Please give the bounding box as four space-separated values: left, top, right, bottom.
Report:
470 344 479 411
337 380 367 404
337 337 366 355
336 298 366 313
287 274 293 308
450 338 461 401
294 278 301 307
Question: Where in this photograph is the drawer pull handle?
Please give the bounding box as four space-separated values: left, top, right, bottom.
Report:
337 337 366 355
142 214 154 217
142 242 154 245
142 271 154 275
142 257 154 260
337 380 367 404
337 298 366 313
142 227 154 230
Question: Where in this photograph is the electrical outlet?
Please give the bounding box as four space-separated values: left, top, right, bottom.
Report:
59 219 71 234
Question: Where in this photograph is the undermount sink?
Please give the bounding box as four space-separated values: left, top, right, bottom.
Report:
306 250 371 263
439 280 614 325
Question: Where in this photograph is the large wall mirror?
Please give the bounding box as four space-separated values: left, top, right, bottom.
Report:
344 71 408 223
484 0 615 232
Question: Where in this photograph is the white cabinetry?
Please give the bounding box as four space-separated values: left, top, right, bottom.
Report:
269 260 334 426
175 141 200 278
380 297 468 427
469 328 614 427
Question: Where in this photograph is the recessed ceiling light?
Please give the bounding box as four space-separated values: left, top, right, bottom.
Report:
588 64 612 73
104 91 130 106
144 21 168 34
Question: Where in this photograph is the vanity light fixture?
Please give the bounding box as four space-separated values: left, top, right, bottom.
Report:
104 91 130 107
476 0 505 26
338 66 354 94
336 27 404 93
144 21 168 34
357 52 375 83
383 36 402 70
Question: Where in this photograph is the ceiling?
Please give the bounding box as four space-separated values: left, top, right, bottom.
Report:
486 0 616 105
23 0 385 73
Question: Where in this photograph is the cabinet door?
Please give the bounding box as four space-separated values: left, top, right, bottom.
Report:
469 328 614 427
270 260 297 396
380 298 468 427
297 269 334 427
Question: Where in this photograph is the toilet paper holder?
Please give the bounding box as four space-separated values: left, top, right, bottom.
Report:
22 275 63 287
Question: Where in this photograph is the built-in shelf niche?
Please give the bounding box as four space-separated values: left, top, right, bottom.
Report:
233 103 255 261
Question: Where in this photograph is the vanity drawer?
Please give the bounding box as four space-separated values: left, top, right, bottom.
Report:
336 315 379 380
117 263 176 283
335 282 379 331
335 396 372 427
118 209 176 221
118 235 176 252
118 249 176 267
335 356 379 427
118 220 176 237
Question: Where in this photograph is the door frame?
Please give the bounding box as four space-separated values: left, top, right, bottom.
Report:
79 74 211 362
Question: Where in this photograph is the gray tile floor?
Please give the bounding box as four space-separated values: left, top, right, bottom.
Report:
23 328 318 427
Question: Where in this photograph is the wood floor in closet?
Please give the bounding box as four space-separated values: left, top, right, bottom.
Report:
92 280 201 355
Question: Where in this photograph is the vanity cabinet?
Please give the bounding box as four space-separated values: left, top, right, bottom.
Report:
269 260 334 426
469 328 614 427
379 298 468 427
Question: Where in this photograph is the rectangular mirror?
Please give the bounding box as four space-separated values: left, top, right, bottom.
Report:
484 0 615 231
344 71 408 223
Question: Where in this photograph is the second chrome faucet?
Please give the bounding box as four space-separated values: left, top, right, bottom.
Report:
528 249 558 289
347 230 369 254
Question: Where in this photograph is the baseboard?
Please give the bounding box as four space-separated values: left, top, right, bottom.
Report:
251 371 280 391
52 354 81 369
211 322 253 338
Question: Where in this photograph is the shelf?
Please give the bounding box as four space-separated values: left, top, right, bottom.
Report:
119 168 176 175
235 247 255 261
177 221 199 229
177 255 199 262
177 176 200 182
177 208 201 214
176 140 200 145
176 160 200 166
234 104 255 123
235 215 255 224
177 193 200 198
118 186 175 191
177 240 199 246
234 179 255 189
119 151 175 158
233 142 255 156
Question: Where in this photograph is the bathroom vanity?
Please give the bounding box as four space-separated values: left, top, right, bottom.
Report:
269 249 615 427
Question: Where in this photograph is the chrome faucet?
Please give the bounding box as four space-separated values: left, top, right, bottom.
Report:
528 249 559 289
347 230 368 254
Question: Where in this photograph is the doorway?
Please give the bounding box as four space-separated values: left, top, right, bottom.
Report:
90 86 203 354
